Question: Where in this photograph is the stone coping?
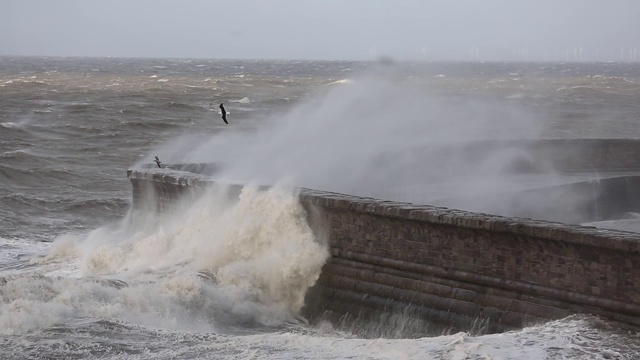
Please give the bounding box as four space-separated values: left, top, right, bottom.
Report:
127 167 640 253
128 168 213 187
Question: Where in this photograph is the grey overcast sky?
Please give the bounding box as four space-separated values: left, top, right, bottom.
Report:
1 0 640 61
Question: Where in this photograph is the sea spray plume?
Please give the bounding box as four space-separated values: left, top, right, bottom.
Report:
182 65 607 221
29 182 328 333
193 184 328 324
183 66 550 208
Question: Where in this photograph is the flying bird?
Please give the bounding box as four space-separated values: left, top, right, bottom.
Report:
154 156 162 168
219 103 228 124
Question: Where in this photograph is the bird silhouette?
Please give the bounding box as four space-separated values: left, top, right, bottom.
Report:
219 103 228 124
154 156 162 168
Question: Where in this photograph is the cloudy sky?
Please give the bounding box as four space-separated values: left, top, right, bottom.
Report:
2 0 640 61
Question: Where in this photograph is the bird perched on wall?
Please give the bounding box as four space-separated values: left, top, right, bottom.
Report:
154 156 162 168
219 103 228 124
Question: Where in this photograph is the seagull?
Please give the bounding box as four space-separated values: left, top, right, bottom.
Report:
154 156 162 168
219 103 228 124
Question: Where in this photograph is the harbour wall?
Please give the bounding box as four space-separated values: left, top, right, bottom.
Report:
127 139 640 333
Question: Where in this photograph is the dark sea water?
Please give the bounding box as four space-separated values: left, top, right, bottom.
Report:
2 56 640 359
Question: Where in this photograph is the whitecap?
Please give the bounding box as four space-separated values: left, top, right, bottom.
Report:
0 122 24 129
230 97 251 104
326 79 352 85
1 149 31 158
0 122 16 128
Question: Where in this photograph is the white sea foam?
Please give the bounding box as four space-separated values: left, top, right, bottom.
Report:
0 237 47 273
3 314 632 359
222 316 636 359
0 185 327 335
88 315 610 359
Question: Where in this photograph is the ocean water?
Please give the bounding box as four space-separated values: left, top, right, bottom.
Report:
2 56 640 359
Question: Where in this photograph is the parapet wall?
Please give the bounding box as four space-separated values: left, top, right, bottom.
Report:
300 192 640 332
128 164 640 333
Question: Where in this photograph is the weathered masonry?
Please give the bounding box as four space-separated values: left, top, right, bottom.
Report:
127 139 640 333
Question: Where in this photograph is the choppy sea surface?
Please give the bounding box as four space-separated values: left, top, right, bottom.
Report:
2 56 640 359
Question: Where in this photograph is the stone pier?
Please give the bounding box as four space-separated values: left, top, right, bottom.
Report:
127 139 640 334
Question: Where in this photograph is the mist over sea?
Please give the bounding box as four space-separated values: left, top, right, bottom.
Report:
2 56 640 359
